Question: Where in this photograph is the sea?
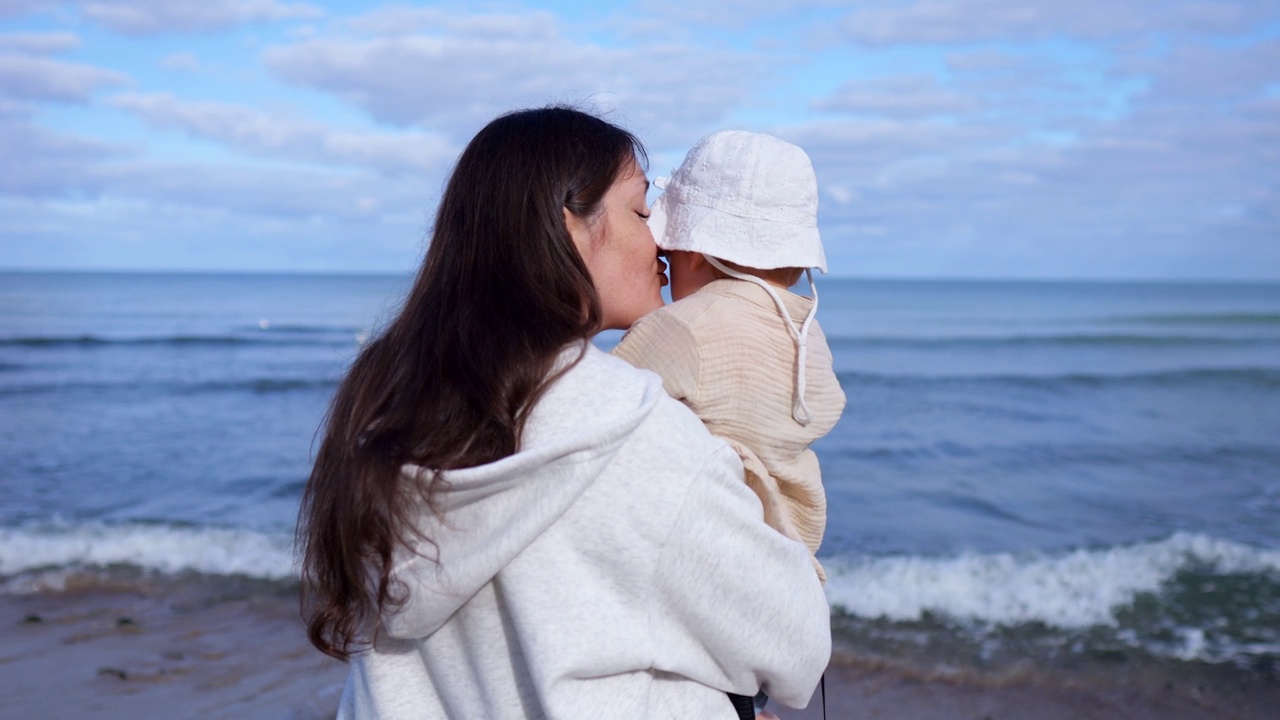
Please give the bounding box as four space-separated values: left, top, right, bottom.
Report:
1 271 1278 676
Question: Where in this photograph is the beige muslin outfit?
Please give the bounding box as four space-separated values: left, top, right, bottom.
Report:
613 278 846 581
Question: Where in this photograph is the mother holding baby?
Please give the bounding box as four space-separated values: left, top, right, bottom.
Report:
298 107 829 718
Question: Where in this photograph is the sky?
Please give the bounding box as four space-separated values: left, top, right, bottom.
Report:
0 1 1277 279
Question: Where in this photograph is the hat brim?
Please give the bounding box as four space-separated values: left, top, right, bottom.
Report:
645 192 827 273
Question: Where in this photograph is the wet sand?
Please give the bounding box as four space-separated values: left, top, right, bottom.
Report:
0 577 346 719
777 652 1280 720
3 579 1276 719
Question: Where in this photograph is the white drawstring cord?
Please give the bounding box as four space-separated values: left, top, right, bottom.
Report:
703 256 818 426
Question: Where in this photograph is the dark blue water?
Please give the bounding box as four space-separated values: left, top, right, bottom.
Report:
817 279 1280 557
2 272 1278 666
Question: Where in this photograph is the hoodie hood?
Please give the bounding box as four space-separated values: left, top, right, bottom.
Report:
380 344 665 641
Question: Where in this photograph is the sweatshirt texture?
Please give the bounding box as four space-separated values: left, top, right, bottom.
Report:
612 279 846 580
335 344 831 719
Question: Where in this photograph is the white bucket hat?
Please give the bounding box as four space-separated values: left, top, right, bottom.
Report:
648 130 826 273
650 131 827 426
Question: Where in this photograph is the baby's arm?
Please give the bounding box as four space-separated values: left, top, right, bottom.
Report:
612 310 702 406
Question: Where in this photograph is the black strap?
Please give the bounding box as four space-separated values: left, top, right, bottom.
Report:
821 672 827 720
726 692 755 720
727 676 824 719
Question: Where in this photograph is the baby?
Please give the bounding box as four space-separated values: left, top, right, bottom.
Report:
614 131 844 718
614 130 846 584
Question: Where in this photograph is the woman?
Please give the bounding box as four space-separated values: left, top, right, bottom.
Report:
298 106 830 719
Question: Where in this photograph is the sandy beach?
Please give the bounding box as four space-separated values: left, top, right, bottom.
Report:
4 577 1277 719
1 576 346 719
777 651 1280 720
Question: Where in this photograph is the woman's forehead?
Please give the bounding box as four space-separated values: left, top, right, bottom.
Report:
617 160 649 194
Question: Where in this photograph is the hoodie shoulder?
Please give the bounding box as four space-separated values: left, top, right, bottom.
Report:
380 343 677 641
521 344 666 449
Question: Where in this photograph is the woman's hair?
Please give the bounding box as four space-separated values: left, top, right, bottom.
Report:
298 106 645 660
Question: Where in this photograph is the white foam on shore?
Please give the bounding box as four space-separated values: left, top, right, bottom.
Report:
0 522 296 582
824 532 1280 629
5 522 1278 645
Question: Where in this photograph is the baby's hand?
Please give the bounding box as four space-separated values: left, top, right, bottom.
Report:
755 711 780 720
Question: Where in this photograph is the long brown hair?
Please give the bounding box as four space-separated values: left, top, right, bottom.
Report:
298 106 645 660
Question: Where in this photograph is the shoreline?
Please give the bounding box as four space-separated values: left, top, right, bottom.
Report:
3 579 1276 719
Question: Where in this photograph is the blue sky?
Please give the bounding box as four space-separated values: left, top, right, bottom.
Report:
1 0 1277 278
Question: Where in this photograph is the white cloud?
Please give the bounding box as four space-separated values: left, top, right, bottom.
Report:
775 36 1280 278
110 91 456 175
1130 40 1280 101
841 0 1274 45
160 51 201 72
0 0 51 19
0 190 425 271
0 31 80 53
338 5 560 39
784 117 999 176
0 4 773 272
0 156 434 271
100 160 422 222
80 0 324 35
0 53 128 103
262 7 767 147
0 114 126 198
625 0 847 28
812 75 978 117
946 49 1026 72
0 99 435 272
0 111 434 227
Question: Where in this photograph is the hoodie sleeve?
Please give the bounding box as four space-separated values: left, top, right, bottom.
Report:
647 445 832 709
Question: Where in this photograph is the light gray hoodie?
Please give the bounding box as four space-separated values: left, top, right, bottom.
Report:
337 344 831 719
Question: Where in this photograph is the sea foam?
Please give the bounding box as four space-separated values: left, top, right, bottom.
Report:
824 532 1280 629
0 522 296 582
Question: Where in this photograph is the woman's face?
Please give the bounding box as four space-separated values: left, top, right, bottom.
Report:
568 158 668 330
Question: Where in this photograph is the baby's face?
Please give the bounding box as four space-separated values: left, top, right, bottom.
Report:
666 250 720 301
